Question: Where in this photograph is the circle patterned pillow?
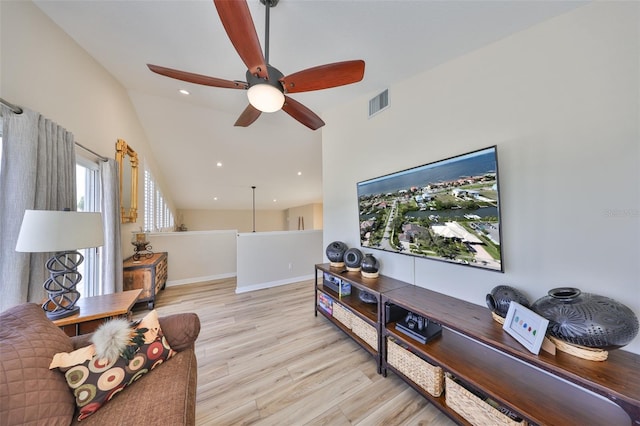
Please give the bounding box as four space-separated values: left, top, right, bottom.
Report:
50 310 175 421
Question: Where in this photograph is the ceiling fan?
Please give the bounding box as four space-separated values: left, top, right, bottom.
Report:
147 0 365 130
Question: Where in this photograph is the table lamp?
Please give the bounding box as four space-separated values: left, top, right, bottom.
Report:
15 209 104 320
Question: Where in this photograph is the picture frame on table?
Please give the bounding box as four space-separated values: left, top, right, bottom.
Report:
503 302 549 355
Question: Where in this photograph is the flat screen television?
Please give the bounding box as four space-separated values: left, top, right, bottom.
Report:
357 146 503 272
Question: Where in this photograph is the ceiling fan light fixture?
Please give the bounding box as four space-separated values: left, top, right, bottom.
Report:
151 1 363 129
247 83 285 113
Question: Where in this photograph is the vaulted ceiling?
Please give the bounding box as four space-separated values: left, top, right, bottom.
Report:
34 0 582 210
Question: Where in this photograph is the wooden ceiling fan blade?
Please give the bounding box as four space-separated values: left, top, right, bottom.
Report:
280 60 365 94
234 104 262 127
282 96 325 130
213 0 268 79
147 64 247 89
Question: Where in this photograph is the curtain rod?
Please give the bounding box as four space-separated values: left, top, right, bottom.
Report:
0 97 108 162
0 97 23 114
76 142 109 162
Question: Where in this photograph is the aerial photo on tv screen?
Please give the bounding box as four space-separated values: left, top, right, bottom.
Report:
358 146 503 271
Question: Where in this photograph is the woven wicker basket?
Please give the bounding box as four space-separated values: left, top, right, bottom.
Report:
332 302 353 330
548 336 608 361
387 338 443 397
445 376 524 425
491 311 506 325
352 314 378 351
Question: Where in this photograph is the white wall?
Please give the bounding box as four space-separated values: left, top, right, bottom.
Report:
322 2 640 354
0 1 174 259
178 209 286 233
180 203 323 232
146 231 237 286
285 203 323 231
236 230 323 293
144 229 323 292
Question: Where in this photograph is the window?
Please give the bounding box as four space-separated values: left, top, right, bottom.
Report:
76 157 102 296
144 168 174 232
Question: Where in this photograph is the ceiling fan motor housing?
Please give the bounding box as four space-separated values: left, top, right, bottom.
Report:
259 0 280 7
246 64 284 93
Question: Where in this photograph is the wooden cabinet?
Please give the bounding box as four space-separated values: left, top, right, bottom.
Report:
123 252 167 309
315 263 640 425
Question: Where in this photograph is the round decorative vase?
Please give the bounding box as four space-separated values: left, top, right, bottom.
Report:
358 290 377 304
360 253 380 279
326 241 348 267
344 248 363 272
531 287 639 349
486 285 530 318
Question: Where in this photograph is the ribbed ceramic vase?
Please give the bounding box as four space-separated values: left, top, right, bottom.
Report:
326 241 348 267
531 287 639 349
485 285 530 318
360 253 380 278
344 248 363 271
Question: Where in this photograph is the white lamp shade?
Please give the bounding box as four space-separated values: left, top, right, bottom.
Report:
15 210 104 253
247 84 285 113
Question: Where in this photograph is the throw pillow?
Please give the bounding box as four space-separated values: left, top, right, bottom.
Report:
49 310 175 421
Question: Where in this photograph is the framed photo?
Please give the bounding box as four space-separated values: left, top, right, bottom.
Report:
503 302 549 355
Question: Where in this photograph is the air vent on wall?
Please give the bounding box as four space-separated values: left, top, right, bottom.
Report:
369 89 389 118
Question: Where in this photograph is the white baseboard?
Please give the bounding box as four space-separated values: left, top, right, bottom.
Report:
235 274 314 294
166 272 237 287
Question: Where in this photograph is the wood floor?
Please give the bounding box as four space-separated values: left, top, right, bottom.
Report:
133 278 456 426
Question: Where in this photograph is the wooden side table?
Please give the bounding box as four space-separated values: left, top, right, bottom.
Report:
52 289 142 337
123 252 168 310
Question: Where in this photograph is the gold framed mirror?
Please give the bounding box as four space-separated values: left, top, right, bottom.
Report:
116 139 138 223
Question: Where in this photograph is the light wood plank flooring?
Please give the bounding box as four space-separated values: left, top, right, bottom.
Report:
133 278 456 426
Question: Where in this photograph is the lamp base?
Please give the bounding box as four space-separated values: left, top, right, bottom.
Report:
45 304 80 320
42 250 83 320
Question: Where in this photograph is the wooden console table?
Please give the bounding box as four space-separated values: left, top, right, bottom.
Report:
315 263 640 425
52 289 141 337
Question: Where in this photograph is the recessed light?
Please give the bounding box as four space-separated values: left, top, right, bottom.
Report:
213 197 218 201
273 199 277 202
297 171 302 176
179 89 190 95
216 162 222 167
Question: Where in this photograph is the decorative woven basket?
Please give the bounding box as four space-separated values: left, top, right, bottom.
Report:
351 314 378 351
387 338 443 397
332 302 353 330
491 311 506 325
445 376 524 425
549 336 608 361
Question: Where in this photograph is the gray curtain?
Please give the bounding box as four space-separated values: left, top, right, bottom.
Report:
99 159 123 295
0 106 76 312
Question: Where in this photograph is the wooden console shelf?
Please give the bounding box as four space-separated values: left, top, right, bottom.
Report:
314 263 409 373
314 263 640 425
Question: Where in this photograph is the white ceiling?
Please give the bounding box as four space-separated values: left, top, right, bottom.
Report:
34 0 583 211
